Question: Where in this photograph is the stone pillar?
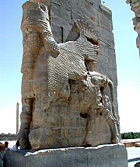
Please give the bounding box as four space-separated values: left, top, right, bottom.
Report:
16 103 19 134
127 0 140 57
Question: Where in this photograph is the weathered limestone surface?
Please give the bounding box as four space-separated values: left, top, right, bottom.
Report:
18 0 120 150
4 144 128 167
127 0 140 57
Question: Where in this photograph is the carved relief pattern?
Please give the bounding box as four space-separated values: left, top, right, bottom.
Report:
18 0 120 150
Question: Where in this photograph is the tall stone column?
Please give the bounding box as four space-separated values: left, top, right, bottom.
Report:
127 0 140 57
16 103 19 134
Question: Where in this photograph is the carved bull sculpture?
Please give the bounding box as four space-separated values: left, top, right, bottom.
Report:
18 0 120 150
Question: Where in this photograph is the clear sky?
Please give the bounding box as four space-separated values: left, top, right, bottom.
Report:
0 0 140 134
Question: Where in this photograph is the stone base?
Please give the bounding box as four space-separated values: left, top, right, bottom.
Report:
4 143 128 167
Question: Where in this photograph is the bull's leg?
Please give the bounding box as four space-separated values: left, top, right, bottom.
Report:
82 88 103 146
21 27 41 73
105 116 120 144
83 117 94 146
18 98 34 149
18 27 41 149
81 108 97 147
101 80 120 143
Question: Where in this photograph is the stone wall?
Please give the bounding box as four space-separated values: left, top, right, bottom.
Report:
127 0 140 57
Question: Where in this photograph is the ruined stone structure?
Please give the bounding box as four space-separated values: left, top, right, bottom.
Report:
18 0 120 150
127 0 140 57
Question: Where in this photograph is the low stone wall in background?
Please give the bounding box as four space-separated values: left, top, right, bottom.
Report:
0 133 17 141
122 139 140 147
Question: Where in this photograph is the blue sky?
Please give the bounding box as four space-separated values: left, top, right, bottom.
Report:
105 0 140 132
0 0 140 134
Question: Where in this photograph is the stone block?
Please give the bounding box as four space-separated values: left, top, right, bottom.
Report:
100 3 112 19
4 144 128 167
51 0 72 10
97 12 113 31
98 27 114 48
51 4 71 21
71 1 97 22
86 0 101 9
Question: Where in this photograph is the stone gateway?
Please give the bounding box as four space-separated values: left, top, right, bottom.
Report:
3 0 129 166
18 0 120 150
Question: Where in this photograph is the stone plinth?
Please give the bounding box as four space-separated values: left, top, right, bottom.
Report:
4 143 128 167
